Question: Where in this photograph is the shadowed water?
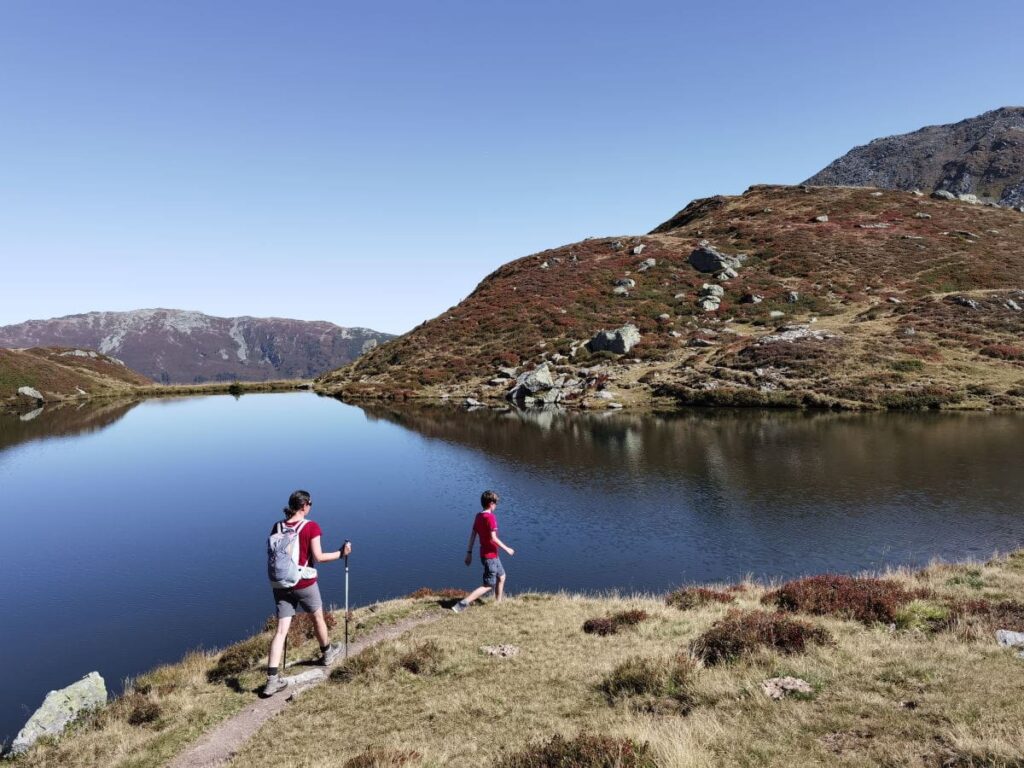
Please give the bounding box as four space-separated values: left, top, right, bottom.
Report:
2 393 1022 743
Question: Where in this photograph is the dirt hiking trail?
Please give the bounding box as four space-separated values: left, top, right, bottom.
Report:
168 611 444 768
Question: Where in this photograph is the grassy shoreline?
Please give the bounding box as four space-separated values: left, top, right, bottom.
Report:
9 552 1024 767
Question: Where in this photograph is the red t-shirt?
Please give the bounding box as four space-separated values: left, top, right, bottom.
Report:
272 519 322 590
474 511 499 559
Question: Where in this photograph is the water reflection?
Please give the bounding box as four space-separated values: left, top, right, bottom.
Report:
0 399 139 455
362 405 1024 509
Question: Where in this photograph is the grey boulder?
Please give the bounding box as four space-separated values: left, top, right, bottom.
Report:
996 629 1024 648
688 241 741 274
587 325 641 355
636 258 657 272
931 190 957 201
514 364 554 394
18 386 45 402
11 672 107 755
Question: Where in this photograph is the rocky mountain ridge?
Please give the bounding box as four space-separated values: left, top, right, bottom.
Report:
317 184 1024 411
0 309 394 384
804 106 1024 207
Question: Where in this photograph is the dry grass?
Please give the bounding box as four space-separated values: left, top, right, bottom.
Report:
9 599 431 768
224 552 1024 767
14 553 1024 767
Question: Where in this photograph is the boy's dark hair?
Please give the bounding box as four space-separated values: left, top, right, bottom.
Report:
480 490 499 509
284 490 311 517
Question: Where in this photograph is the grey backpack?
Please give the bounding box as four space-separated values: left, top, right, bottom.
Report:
267 520 316 588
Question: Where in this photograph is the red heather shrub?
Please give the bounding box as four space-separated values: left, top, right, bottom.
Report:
611 609 650 627
666 587 736 611
950 598 1024 632
498 734 656 768
980 344 1024 361
583 618 619 636
761 574 915 624
583 610 650 636
690 609 832 666
398 641 444 675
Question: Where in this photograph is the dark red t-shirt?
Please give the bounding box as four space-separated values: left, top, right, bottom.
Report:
474 511 498 559
271 518 322 590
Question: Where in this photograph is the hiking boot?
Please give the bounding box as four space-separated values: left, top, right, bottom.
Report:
450 600 468 614
261 675 288 697
319 643 343 666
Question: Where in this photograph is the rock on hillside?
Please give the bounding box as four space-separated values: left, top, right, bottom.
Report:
0 310 394 384
318 185 1024 411
804 107 1024 207
0 347 152 408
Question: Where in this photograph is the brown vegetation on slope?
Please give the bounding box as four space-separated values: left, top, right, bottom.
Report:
318 185 1024 410
0 346 152 406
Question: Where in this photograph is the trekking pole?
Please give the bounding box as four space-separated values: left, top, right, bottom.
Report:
283 633 288 672
344 545 350 659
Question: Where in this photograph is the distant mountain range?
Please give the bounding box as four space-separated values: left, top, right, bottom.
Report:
804 106 1024 207
0 310 394 384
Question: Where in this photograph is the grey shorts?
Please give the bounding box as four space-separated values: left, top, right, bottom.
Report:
481 557 506 587
273 583 323 618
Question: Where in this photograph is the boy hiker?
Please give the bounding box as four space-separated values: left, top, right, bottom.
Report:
263 489 352 697
451 490 515 613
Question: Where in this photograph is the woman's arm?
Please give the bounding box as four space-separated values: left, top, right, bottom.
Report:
311 535 345 563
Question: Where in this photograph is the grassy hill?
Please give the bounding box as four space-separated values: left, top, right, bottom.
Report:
317 185 1024 410
13 551 1024 767
0 347 152 408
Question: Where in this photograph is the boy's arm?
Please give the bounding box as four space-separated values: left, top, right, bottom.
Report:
491 530 515 557
464 528 477 565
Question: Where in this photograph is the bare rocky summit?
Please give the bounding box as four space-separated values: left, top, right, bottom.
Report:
0 310 394 384
804 107 1024 207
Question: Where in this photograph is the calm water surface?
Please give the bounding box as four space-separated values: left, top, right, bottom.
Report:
2 393 1023 741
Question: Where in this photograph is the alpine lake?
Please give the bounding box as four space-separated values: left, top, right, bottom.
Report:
2 391 1023 743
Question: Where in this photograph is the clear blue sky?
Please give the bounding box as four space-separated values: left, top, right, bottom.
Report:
1 1 1021 334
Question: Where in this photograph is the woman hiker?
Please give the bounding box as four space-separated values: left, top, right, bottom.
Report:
263 489 352 697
